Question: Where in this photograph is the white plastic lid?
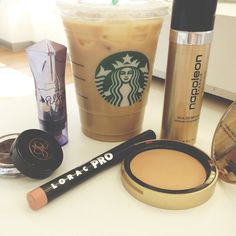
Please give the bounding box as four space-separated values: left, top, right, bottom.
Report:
57 0 170 20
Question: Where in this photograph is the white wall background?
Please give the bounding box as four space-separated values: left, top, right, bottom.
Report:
0 0 34 42
0 0 66 44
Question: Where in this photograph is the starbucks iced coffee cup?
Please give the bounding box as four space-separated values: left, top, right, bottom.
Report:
57 0 169 141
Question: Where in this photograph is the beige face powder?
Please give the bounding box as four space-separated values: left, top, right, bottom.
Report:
130 149 207 190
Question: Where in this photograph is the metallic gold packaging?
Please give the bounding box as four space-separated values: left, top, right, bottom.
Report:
121 100 236 210
161 0 218 144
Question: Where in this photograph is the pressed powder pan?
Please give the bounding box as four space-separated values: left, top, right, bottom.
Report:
121 100 236 209
121 140 217 210
130 148 207 191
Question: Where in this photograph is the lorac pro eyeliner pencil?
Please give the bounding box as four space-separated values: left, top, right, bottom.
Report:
27 130 156 210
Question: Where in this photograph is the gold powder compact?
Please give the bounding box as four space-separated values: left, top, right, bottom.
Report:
121 101 236 210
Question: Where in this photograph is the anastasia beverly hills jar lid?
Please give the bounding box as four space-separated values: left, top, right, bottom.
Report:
121 100 236 210
0 129 63 179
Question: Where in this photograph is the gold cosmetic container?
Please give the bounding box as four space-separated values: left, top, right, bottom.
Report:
161 30 213 144
161 0 218 144
121 101 236 209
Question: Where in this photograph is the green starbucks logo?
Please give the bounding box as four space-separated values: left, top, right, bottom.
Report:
95 51 149 107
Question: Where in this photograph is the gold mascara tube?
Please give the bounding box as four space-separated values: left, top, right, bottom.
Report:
161 0 218 144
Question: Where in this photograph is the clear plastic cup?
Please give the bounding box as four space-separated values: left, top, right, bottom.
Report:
57 0 169 141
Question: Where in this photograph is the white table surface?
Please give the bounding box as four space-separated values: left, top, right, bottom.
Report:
0 80 235 236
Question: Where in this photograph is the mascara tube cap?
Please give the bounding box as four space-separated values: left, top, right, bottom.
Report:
171 0 218 32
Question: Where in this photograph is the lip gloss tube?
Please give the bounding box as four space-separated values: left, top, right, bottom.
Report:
27 130 156 210
26 40 68 146
161 0 218 144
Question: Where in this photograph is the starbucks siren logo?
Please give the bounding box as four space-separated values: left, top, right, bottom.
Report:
95 51 149 107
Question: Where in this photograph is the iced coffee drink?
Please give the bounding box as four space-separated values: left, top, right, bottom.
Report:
58 0 169 141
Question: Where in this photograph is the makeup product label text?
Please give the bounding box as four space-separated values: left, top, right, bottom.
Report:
189 54 202 110
50 153 114 189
